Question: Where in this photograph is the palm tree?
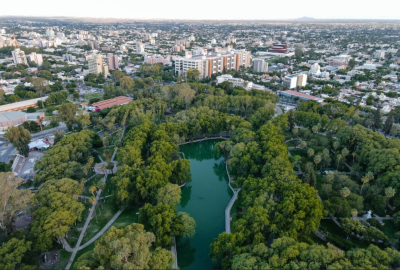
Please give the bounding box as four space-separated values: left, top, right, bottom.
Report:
89 196 98 223
89 185 97 197
300 141 307 149
352 152 356 164
360 172 374 195
307 148 315 157
385 187 396 206
340 187 351 198
314 155 321 169
336 154 342 170
326 172 334 182
97 182 106 203
100 164 107 174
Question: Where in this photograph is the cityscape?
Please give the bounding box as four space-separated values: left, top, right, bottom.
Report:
1 2 400 269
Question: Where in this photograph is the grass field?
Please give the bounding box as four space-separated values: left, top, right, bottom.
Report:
289 149 308 158
381 220 396 239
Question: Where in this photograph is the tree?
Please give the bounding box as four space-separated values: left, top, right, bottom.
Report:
58 103 78 131
139 203 195 247
288 110 295 131
340 187 351 198
348 58 356 69
32 77 50 110
314 155 321 169
31 179 84 251
303 162 316 187
76 223 173 269
112 70 124 80
372 105 382 131
74 110 91 130
5 126 31 157
360 172 374 195
385 187 395 205
186 68 200 81
120 76 134 91
300 141 307 149
157 183 181 208
383 111 394 136
295 45 303 60
0 172 33 235
307 148 314 157
0 238 32 269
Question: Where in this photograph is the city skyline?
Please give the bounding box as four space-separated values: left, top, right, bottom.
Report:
1 0 400 21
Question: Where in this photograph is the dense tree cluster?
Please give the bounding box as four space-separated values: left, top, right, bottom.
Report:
34 130 97 185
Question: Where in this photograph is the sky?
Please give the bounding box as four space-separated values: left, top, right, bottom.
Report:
1 0 399 21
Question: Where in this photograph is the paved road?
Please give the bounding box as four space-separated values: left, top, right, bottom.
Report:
0 124 67 162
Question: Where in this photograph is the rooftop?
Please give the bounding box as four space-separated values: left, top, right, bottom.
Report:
91 96 132 110
280 90 320 101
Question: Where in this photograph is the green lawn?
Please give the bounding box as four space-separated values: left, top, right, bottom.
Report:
80 199 119 245
286 140 300 148
381 220 397 239
289 149 308 158
96 146 116 161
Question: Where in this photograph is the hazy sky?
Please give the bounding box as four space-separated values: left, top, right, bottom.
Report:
1 0 399 20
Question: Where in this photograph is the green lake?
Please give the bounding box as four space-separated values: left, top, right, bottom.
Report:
177 140 233 269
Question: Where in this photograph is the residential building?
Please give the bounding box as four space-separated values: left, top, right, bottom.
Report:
136 42 145 53
283 73 308 89
45 28 55 37
144 55 171 65
107 53 119 70
374 50 385 59
308 63 321 76
216 74 253 89
175 49 250 79
27 52 43 66
253 59 268 73
88 54 109 75
63 54 76 62
11 48 28 66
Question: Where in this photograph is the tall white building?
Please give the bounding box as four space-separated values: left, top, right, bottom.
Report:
283 73 308 89
253 59 268 73
88 55 109 76
374 50 385 60
27 52 43 66
45 28 55 37
308 63 321 76
11 48 28 66
136 42 145 53
175 49 250 80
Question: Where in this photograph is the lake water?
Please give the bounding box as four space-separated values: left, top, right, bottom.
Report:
177 140 233 269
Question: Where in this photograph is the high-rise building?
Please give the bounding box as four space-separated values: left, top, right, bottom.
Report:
27 52 43 66
253 59 268 73
374 50 385 60
12 48 28 66
283 73 308 89
88 55 109 76
175 49 250 80
107 53 119 70
136 42 145 53
45 28 55 37
63 54 76 62
309 63 321 76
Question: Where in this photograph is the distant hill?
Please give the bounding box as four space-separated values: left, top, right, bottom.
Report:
296 17 315 21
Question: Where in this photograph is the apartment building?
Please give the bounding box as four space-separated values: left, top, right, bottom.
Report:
88 54 109 75
175 49 250 79
136 42 145 53
27 52 43 66
107 53 119 70
11 48 28 66
283 73 308 89
253 58 268 73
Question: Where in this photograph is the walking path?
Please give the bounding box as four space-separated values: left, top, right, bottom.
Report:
171 236 178 269
225 161 241 233
65 127 126 270
178 136 230 145
78 209 123 250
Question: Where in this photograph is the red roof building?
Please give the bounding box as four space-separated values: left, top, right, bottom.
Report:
91 96 132 110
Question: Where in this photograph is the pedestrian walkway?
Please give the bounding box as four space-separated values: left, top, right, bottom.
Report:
78 209 123 250
225 162 241 233
65 127 126 270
